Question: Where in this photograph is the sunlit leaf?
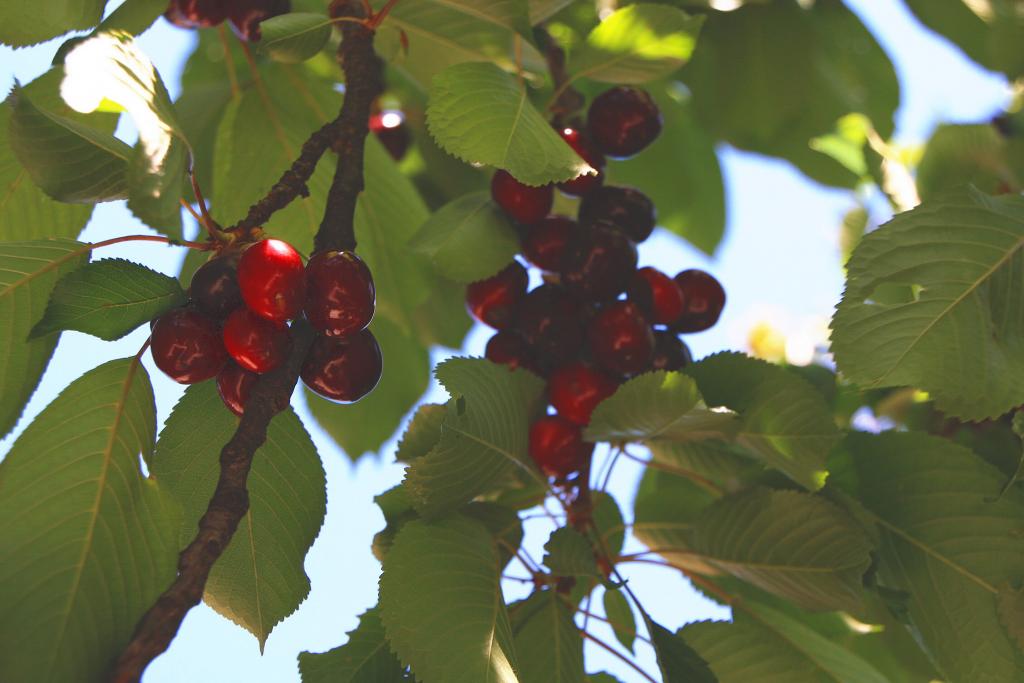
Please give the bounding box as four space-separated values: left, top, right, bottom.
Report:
299 607 411 682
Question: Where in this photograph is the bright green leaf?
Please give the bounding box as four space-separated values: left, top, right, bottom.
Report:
257 13 333 63
298 607 411 682
97 0 169 35
916 123 1019 201
0 0 104 47
645 617 716 683
602 589 636 653
395 403 447 462
510 590 586 683
544 527 600 577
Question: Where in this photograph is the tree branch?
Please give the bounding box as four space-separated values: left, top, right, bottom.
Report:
536 26 585 126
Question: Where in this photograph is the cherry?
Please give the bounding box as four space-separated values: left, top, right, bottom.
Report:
491 170 553 224
651 331 693 371
521 216 573 272
465 261 528 329
556 127 605 197
237 238 306 323
164 0 229 28
588 301 654 376
514 284 585 372
369 110 412 161
578 186 656 243
301 329 383 403
587 87 662 159
228 0 290 41
485 329 536 372
150 308 227 384
190 254 242 319
217 362 258 417
628 267 684 325
548 362 618 426
561 221 638 301
673 269 726 333
529 415 594 478
222 307 290 373
304 250 375 337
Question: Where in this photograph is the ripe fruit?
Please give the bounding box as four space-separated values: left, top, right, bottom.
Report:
548 362 617 426
465 261 528 329
587 87 662 158
651 331 693 371
228 0 290 41
578 186 656 243
237 238 306 323
515 284 585 372
521 216 573 271
673 269 726 333
628 267 684 325
164 0 229 28
304 250 375 337
190 255 242 319
301 329 383 403
529 415 594 478
485 329 535 372
588 301 654 376
223 308 290 373
556 127 605 197
369 110 412 161
217 362 258 417
491 170 553 224
561 221 638 301
150 308 227 384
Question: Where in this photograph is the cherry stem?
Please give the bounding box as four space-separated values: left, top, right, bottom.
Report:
91 234 212 252
578 627 658 683
179 198 202 223
367 0 401 30
536 26 585 124
189 170 220 239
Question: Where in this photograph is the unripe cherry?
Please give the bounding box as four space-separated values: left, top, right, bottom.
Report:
237 238 306 323
301 329 383 403
304 250 375 337
222 307 290 374
150 308 227 384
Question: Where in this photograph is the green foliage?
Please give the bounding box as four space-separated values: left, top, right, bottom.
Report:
916 123 1019 200
602 588 636 653
0 0 104 47
257 13 333 64
395 403 447 462
544 527 600 577
510 590 586 683
645 617 716 683
903 0 1024 79
298 608 411 682
94 0 168 35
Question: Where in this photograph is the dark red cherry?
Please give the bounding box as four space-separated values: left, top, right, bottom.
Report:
561 221 638 301
514 284 584 373
190 254 242 319
491 170 553 224
217 362 258 417
588 301 654 376
587 87 662 158
548 362 618 426
556 127 605 197
228 0 290 41
164 0 229 28
370 110 411 161
465 261 528 329
651 331 693 371
578 186 656 243
529 415 594 478
673 269 726 333
485 329 536 372
150 308 227 384
521 216 574 271
222 307 290 373
304 250 375 337
628 267 684 325
301 329 383 403
237 238 306 323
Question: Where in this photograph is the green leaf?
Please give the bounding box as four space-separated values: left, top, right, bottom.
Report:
306 317 430 461
257 13 333 63
602 589 636 653
510 590 586 683
916 123 1019 201
31 258 186 341
529 0 572 25
544 527 600 577
395 403 447 462
0 239 88 439
151 382 327 648
587 674 622 683
903 0 1024 79
0 359 181 683
840 431 1024 681
298 607 411 682
403 358 546 518
591 491 626 561
427 62 592 186
410 191 520 283
96 0 169 35
0 0 104 47
645 617 717 683
379 515 520 683
831 188 1024 420
568 5 703 85
997 583 1024 651
632 467 721 575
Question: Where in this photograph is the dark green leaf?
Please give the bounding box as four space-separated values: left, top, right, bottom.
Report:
916 123 1019 200
97 0 169 35
395 403 447 462
645 617 716 683
544 527 600 577
510 590 586 683
0 0 104 47
299 607 411 682
632 467 721 575
903 0 1024 79
257 13 332 63
602 589 636 653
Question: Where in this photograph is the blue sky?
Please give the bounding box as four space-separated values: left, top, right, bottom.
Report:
0 1 1012 681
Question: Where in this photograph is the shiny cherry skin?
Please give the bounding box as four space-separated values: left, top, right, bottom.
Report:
165 0 229 28
578 186 656 243
222 307 290 373
673 269 726 333
628 267 685 325
521 216 574 271
228 0 290 41
301 329 383 403
491 170 553 224
485 329 536 372
304 250 375 337
190 254 242 319
588 301 655 376
529 415 594 478
150 308 227 384
556 127 605 197
587 87 662 159
465 261 528 329
561 221 638 301
650 331 693 371
548 362 618 426
237 238 306 323
514 284 585 373
217 362 259 417
369 110 412 161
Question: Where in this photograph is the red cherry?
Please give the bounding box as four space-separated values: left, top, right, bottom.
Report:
491 170 553 224
521 216 573 272
673 269 726 333
304 250 375 337
587 87 662 159
578 186 656 243
237 238 306 323
228 0 290 41
369 110 412 161
560 221 638 301
190 254 242 319
529 415 594 478
514 284 585 373
301 329 383 403
164 0 229 28
150 308 227 384
588 301 655 376
217 362 258 417
548 362 618 426
556 127 605 197
628 267 685 324
465 261 528 329
651 331 693 371
485 329 536 372
222 307 290 373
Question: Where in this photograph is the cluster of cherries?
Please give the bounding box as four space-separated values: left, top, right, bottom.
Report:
164 0 289 41
468 87 726 480
149 238 382 415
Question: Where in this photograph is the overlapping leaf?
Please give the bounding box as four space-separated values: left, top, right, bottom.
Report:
257 13 332 63
510 590 585 683
916 124 1020 201
903 0 1024 79
395 403 446 462
544 527 600 578
0 0 104 47
602 589 636 653
645 617 716 683
299 608 411 682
